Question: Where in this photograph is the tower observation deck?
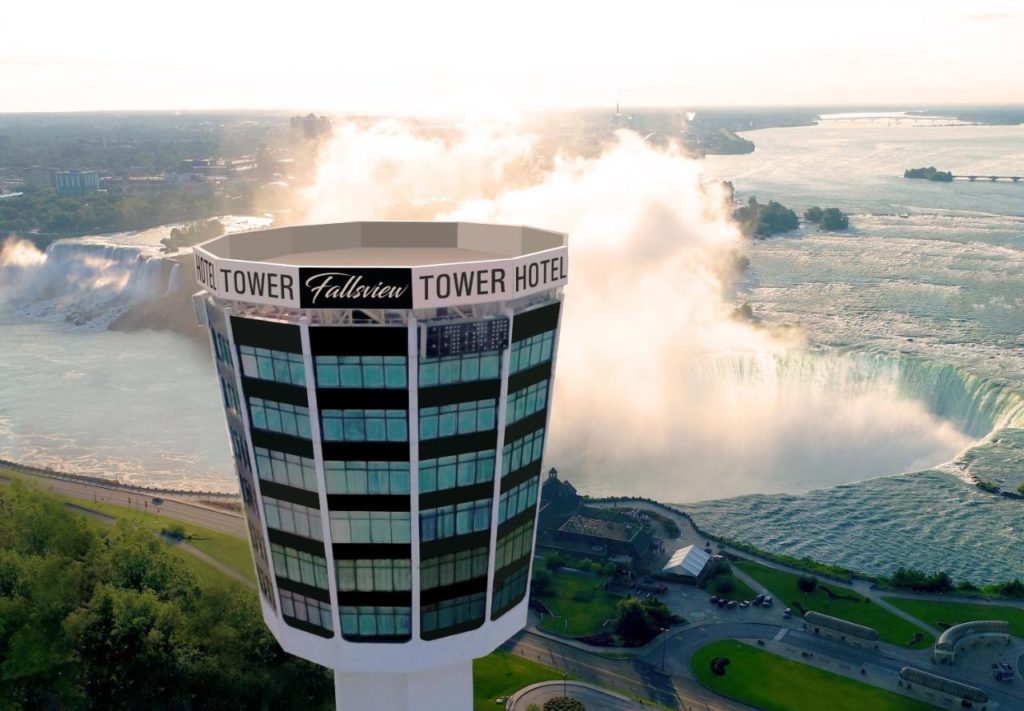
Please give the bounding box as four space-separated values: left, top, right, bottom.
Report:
193 221 568 710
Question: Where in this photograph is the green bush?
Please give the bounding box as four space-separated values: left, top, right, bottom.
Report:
162 524 187 540
797 575 818 593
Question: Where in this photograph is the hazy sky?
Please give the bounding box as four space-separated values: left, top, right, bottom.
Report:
3 0 1023 114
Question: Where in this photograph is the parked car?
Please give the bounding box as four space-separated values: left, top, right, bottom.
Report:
782 607 792 619
753 593 765 606
740 601 750 608
764 595 773 607
710 596 719 605
727 600 738 609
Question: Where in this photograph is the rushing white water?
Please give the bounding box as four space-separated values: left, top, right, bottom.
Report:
679 119 1024 583
0 238 177 328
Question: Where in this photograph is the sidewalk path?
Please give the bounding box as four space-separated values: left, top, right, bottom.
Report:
4 465 245 537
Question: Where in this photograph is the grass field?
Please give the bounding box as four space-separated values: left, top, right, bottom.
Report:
538 570 621 636
0 468 253 587
692 640 938 711
734 559 933 649
703 566 757 602
472 651 565 710
76 497 254 581
883 597 1024 637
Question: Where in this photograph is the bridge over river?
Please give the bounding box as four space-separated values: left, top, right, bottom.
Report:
952 174 1023 182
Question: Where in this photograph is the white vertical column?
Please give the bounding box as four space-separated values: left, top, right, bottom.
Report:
406 318 422 640
484 309 515 615
300 322 341 641
222 308 283 618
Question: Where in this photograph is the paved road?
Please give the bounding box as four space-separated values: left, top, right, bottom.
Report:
654 621 1024 711
505 630 757 711
509 681 645 710
5 467 245 537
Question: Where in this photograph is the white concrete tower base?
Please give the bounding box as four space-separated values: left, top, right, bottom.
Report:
334 661 473 711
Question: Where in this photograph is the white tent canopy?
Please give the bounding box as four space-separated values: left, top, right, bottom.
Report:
661 545 710 578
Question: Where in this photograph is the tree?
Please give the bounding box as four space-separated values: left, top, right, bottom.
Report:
797 575 818 593
820 208 849 231
804 206 823 222
0 481 333 708
614 598 658 645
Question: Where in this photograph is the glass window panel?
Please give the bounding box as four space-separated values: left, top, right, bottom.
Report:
385 361 407 387
419 362 438 387
480 354 500 378
438 410 458 438
363 363 384 387
343 416 365 441
340 364 362 387
317 363 339 387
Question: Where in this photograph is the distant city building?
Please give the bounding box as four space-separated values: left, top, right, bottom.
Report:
291 113 332 140
194 221 567 710
55 170 99 195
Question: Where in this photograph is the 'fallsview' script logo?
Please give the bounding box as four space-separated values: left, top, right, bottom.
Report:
304 271 409 305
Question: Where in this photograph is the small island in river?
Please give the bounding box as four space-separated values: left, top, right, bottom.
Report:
904 166 954 182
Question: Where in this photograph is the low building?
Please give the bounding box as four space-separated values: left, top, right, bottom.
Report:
804 611 879 649
897 667 988 710
537 468 580 530
55 170 99 195
660 545 710 584
933 620 1010 664
553 512 653 566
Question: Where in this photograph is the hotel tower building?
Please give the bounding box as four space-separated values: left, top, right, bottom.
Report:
193 222 567 710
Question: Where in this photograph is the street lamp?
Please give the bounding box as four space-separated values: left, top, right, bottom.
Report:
660 627 669 673
562 671 567 699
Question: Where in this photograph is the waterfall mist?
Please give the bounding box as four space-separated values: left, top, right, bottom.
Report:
292 120 988 501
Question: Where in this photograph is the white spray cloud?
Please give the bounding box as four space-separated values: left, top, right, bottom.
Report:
298 121 975 501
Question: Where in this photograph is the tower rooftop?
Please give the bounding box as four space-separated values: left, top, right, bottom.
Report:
198 221 566 268
193 221 568 310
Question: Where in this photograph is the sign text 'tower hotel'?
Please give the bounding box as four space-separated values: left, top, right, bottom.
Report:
193 246 568 310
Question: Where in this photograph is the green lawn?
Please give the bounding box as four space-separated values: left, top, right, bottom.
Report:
692 640 938 711
472 651 565 710
537 570 621 636
61 496 255 582
883 597 1024 637
703 566 757 602
733 559 933 649
1 468 254 585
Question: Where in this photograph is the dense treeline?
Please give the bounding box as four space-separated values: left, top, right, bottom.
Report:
804 206 850 231
732 197 799 238
161 219 225 253
904 166 954 182
0 188 248 237
0 482 331 709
